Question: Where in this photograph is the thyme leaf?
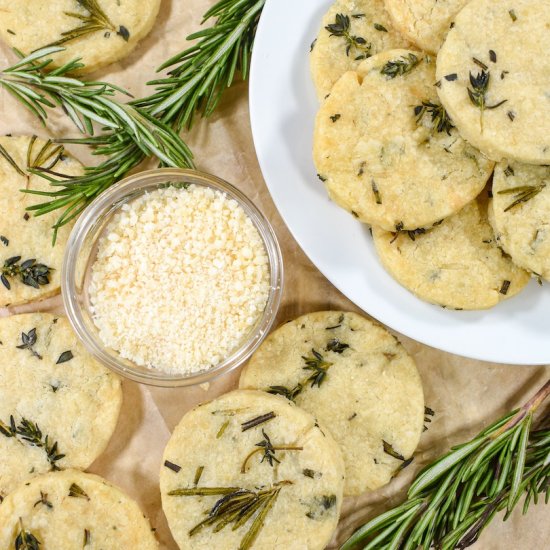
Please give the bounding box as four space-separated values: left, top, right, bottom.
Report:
325 13 372 60
56 350 74 364
69 483 90 500
380 53 420 79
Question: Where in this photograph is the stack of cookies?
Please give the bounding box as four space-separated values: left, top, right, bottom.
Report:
312 0 549 310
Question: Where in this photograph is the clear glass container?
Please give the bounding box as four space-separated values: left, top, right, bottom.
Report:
62 168 283 387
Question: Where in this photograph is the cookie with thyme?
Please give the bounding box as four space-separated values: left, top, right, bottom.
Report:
313 49 493 231
239 311 425 496
310 0 410 101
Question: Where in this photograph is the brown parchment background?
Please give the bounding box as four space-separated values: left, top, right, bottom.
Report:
0 1 549 548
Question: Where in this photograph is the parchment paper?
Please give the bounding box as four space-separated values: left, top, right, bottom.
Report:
0 1 549 548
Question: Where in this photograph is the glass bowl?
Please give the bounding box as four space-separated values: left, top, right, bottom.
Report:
62 168 283 387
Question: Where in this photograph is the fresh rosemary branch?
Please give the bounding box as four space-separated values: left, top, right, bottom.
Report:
134 0 266 131
341 380 550 550
0 47 194 240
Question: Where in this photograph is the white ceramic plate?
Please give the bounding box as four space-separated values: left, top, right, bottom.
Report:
249 0 550 365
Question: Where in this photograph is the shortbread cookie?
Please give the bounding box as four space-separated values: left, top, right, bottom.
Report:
372 197 531 309
0 470 158 548
385 0 470 54
0 313 122 499
0 135 84 307
0 0 161 74
491 163 550 281
436 0 550 164
310 0 410 101
313 49 493 231
239 311 424 496
160 390 344 550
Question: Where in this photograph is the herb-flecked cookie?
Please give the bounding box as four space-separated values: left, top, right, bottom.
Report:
0 0 161 74
490 163 550 281
160 390 344 550
310 0 410 101
372 196 531 309
384 0 470 54
436 0 550 164
0 313 122 499
0 135 84 307
0 470 158 548
239 311 425 496
313 49 494 232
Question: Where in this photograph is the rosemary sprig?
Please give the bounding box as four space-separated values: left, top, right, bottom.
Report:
325 14 372 60
134 0 266 132
380 54 420 79
50 0 118 47
0 47 194 242
168 482 290 549
498 183 547 212
0 415 65 470
414 101 455 135
14 519 41 550
341 380 550 550
1 256 53 291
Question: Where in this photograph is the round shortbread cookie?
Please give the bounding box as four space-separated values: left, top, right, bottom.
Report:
0 0 160 74
372 196 531 309
384 0 470 54
436 0 550 164
0 313 122 499
313 49 494 231
491 162 550 281
239 311 425 496
160 390 344 550
0 135 84 307
310 0 410 101
0 470 158 549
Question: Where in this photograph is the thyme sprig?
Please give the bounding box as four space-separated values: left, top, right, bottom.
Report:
17 328 42 359
325 14 372 60
381 54 420 79
341 380 550 550
0 415 65 470
1 256 52 291
168 482 290 549
498 183 547 212
414 101 455 135
50 0 117 47
0 47 194 242
241 429 303 473
467 67 507 130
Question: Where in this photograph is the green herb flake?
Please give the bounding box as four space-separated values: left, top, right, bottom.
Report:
326 338 350 354
164 460 181 473
509 9 517 21
117 25 130 41
330 114 341 122
83 528 91 547
0 236 8 246
241 412 276 432
33 491 53 510
194 465 204 485
69 483 90 500
498 183 546 211
371 179 382 204
374 23 388 32
216 419 230 439
383 440 405 461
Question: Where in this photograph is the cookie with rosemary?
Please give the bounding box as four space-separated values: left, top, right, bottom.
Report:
384 0 470 54
0 135 84 307
160 389 344 550
313 49 493 232
310 0 410 101
372 196 531 309
239 311 424 496
0 313 122 499
0 0 161 74
490 163 550 281
0 470 158 548
436 0 550 164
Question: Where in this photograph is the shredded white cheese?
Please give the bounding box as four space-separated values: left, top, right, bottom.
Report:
89 185 271 375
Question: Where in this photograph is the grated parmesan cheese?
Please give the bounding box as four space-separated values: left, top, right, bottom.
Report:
89 185 271 375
